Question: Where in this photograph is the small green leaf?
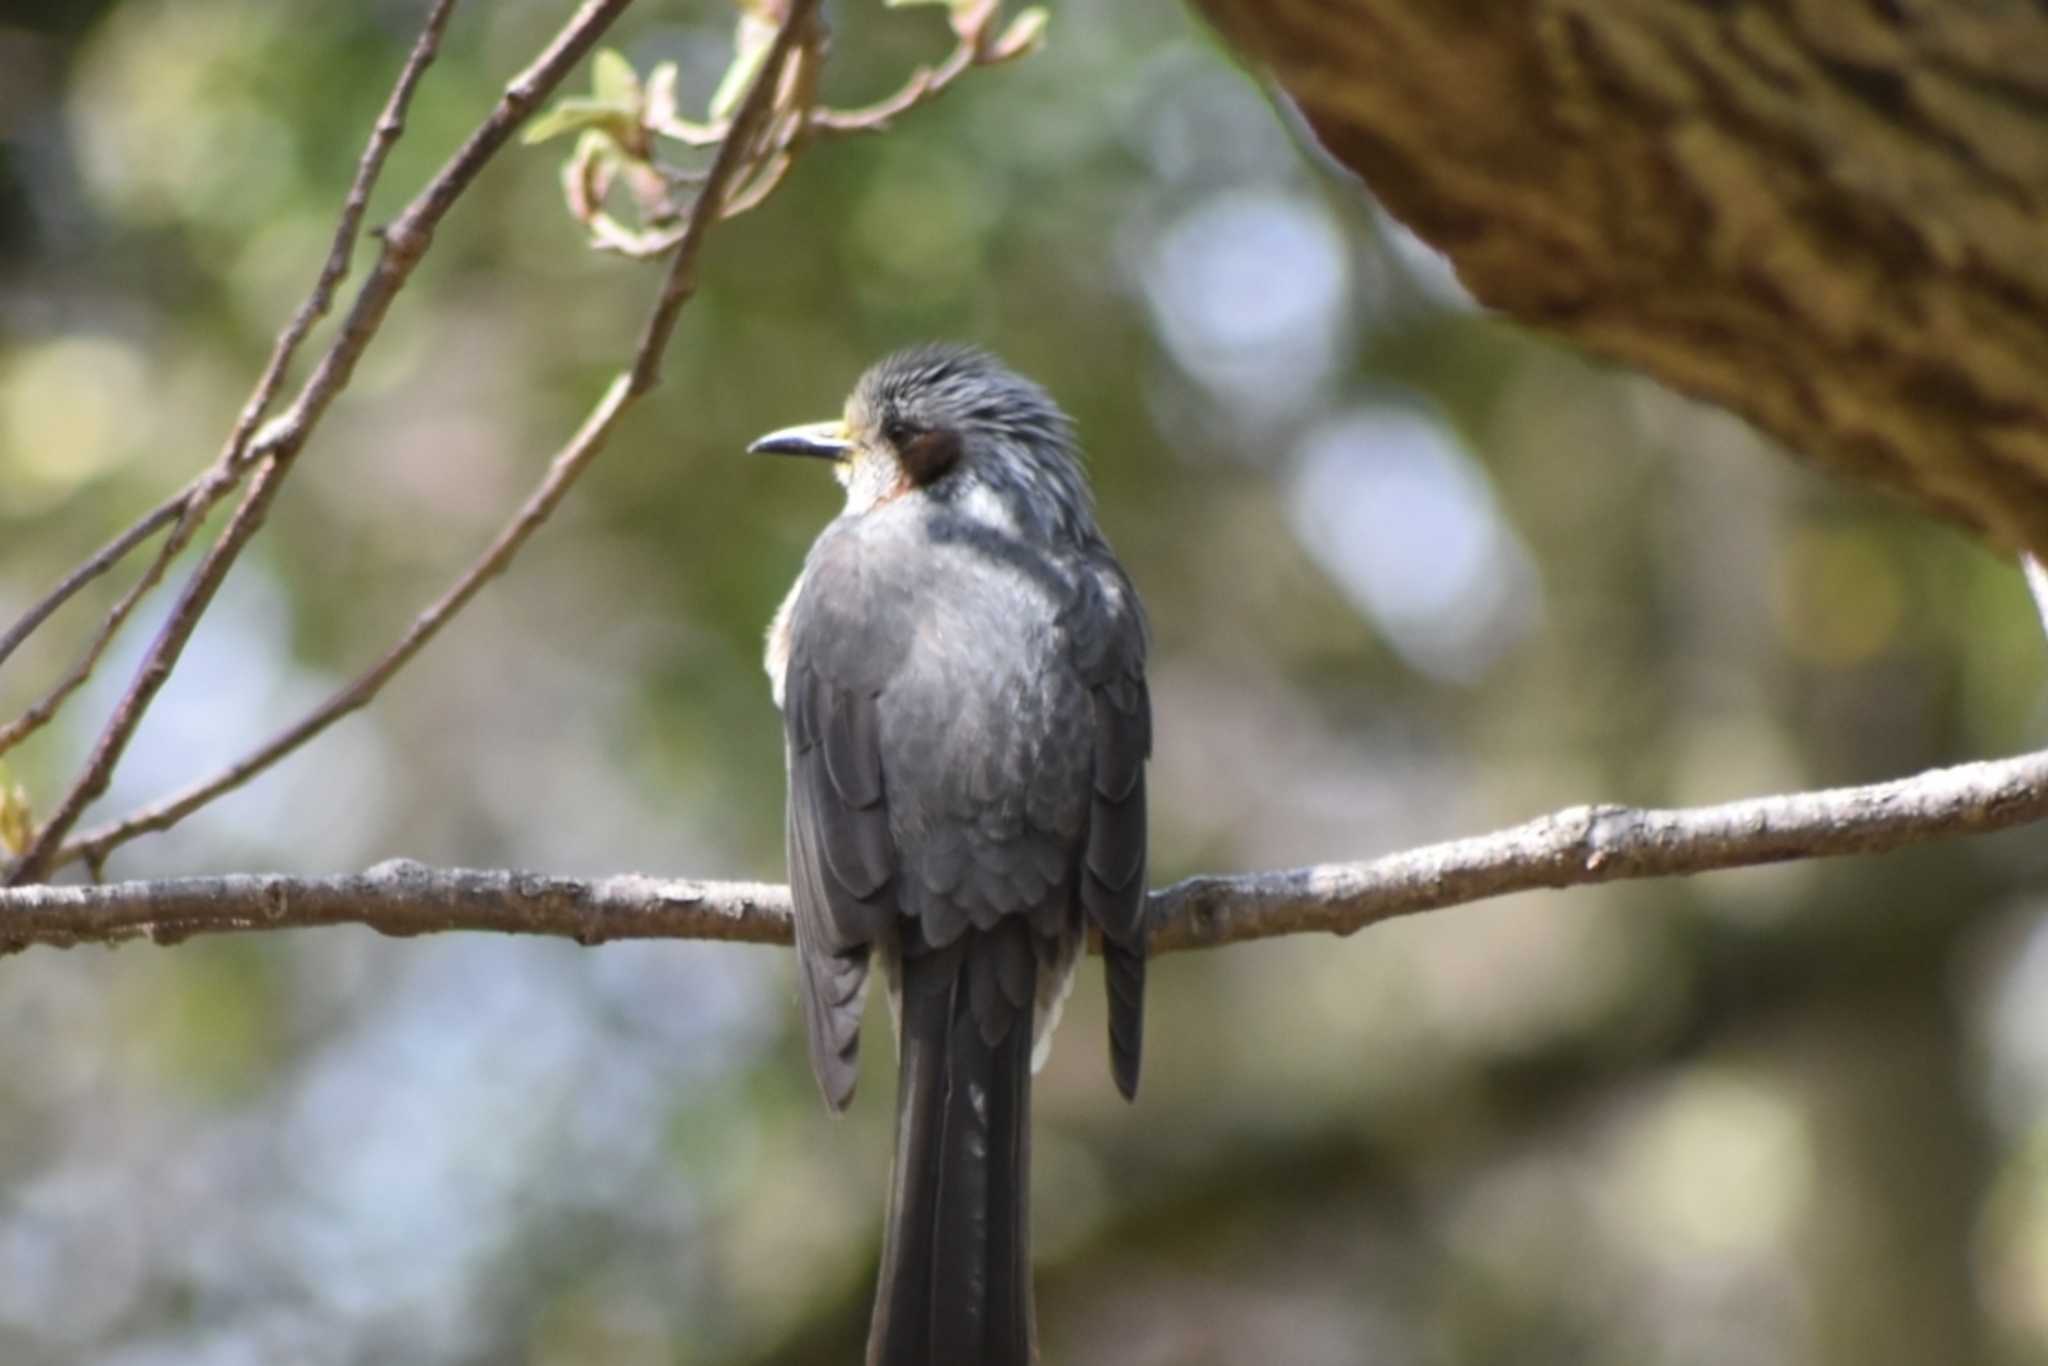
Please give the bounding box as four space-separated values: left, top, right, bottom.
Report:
521 96 636 146
0 766 31 857
592 49 641 107
642 62 723 145
564 129 619 220
646 61 681 124
989 5 1049 59
709 13 777 121
949 0 998 36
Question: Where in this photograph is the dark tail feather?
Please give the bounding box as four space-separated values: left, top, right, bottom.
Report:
1104 939 1145 1101
868 935 1036 1366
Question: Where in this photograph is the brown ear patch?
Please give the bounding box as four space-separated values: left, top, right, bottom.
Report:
901 427 961 486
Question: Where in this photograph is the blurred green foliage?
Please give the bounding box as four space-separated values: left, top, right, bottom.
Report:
3 1 2048 1363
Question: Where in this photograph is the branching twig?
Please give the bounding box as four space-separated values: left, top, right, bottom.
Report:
3 0 638 886
3 745 2044 955
582 0 1034 261
34 0 821 880
0 0 463 762
0 495 182 674
627 5 813 394
808 36 976 135
0 494 218 762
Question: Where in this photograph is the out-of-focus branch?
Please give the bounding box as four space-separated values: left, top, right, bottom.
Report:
0 495 214 760
44 386 634 875
0 495 181 674
813 0 1045 134
3 0 637 886
627 5 813 394
2022 554 2048 638
5 745 2044 954
34 0 821 880
0 0 463 761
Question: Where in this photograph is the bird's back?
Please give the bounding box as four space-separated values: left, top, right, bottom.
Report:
881 512 1095 938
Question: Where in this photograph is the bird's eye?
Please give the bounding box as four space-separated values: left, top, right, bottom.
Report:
884 418 917 448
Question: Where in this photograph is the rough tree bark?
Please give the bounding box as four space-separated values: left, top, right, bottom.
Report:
1198 0 2048 553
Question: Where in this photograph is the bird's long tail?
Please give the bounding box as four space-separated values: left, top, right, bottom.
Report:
868 926 1036 1366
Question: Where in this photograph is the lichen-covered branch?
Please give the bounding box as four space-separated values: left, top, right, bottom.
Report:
1197 0 2048 555
5 744 2043 955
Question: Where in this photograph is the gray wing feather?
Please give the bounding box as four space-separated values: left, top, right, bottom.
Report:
1069 560 1150 1099
786 764 872 1111
786 651 895 1111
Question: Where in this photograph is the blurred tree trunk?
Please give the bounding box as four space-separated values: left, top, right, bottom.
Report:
1791 975 1988 1366
1198 0 2048 556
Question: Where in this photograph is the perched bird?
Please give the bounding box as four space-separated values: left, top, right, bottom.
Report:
752 345 1150 1366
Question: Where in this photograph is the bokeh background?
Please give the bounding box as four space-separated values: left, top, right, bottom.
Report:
4 1 2048 1363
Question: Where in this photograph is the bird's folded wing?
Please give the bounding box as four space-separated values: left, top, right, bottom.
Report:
784 534 903 1109
1068 557 1151 1098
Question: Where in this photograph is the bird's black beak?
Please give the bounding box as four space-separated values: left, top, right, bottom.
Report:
748 420 853 460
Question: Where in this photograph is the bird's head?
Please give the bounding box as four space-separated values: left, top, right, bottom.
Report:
749 344 1097 544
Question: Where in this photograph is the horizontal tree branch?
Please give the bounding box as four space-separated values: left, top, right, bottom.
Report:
5 744 2044 956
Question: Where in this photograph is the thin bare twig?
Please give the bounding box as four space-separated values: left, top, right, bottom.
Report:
0 495 217 761
3 744 2045 954
0 496 182 674
0 0 463 763
217 0 464 480
809 38 976 135
4 0 637 886
627 2 814 394
48 384 635 872
41 0 821 879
